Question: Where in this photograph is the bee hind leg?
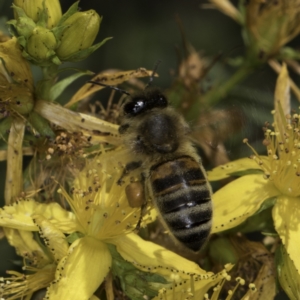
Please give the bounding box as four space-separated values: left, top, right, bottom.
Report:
134 199 148 232
134 173 148 232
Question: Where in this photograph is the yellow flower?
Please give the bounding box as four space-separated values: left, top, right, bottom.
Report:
276 245 300 300
0 149 231 300
0 203 74 299
208 64 300 297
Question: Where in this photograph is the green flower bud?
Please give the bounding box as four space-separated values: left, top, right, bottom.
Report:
13 0 62 29
27 26 57 61
8 14 36 39
56 10 101 61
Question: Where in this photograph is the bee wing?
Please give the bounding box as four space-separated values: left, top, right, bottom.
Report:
190 107 244 166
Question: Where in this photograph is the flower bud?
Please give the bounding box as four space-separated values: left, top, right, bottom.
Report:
27 26 57 62
8 12 36 39
56 10 101 61
245 0 300 60
0 38 34 115
13 0 62 29
0 38 33 90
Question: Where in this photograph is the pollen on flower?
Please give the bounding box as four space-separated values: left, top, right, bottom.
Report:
236 277 245 285
0 266 55 300
249 283 257 292
58 148 152 240
207 274 251 300
261 107 300 196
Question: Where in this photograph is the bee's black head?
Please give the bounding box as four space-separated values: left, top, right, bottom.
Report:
123 90 168 117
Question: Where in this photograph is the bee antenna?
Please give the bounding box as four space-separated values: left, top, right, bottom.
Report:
145 60 162 89
88 81 131 96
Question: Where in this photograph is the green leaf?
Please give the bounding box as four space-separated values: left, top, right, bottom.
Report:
228 168 264 177
66 232 84 244
56 67 95 74
0 117 13 138
107 244 168 300
11 4 28 18
50 70 93 100
254 196 277 215
62 37 112 62
28 111 55 138
279 47 300 60
36 0 48 28
57 1 79 26
222 204 276 234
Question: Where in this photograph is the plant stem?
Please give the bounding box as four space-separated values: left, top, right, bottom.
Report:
186 63 255 121
37 65 59 101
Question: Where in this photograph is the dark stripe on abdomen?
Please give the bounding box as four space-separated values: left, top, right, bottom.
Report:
150 156 212 252
152 168 206 194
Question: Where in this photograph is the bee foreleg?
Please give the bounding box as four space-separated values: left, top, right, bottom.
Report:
117 160 142 185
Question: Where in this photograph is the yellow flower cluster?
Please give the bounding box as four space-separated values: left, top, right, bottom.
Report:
208 64 300 299
0 149 241 300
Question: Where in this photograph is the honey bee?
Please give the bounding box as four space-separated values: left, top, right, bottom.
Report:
89 68 213 252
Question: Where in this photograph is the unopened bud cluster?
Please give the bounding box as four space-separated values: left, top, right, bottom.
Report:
8 0 109 66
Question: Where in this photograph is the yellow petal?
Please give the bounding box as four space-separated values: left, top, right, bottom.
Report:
212 174 279 232
0 199 78 233
34 100 120 146
209 0 242 23
4 228 50 267
113 234 233 300
5 118 25 204
66 68 156 107
273 195 300 276
276 245 300 300
33 215 69 262
46 237 111 300
207 157 268 181
0 37 34 90
274 63 290 135
113 233 206 276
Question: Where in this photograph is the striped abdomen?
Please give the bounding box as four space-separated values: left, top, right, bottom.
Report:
150 155 212 251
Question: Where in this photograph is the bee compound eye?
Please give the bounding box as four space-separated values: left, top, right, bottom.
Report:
124 100 146 116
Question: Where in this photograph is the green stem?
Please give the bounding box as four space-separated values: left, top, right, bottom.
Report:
186 63 255 121
37 65 59 101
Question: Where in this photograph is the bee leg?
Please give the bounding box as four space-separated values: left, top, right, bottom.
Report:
134 200 148 232
134 172 148 232
117 161 142 185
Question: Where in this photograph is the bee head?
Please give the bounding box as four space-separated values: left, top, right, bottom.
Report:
123 90 168 117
